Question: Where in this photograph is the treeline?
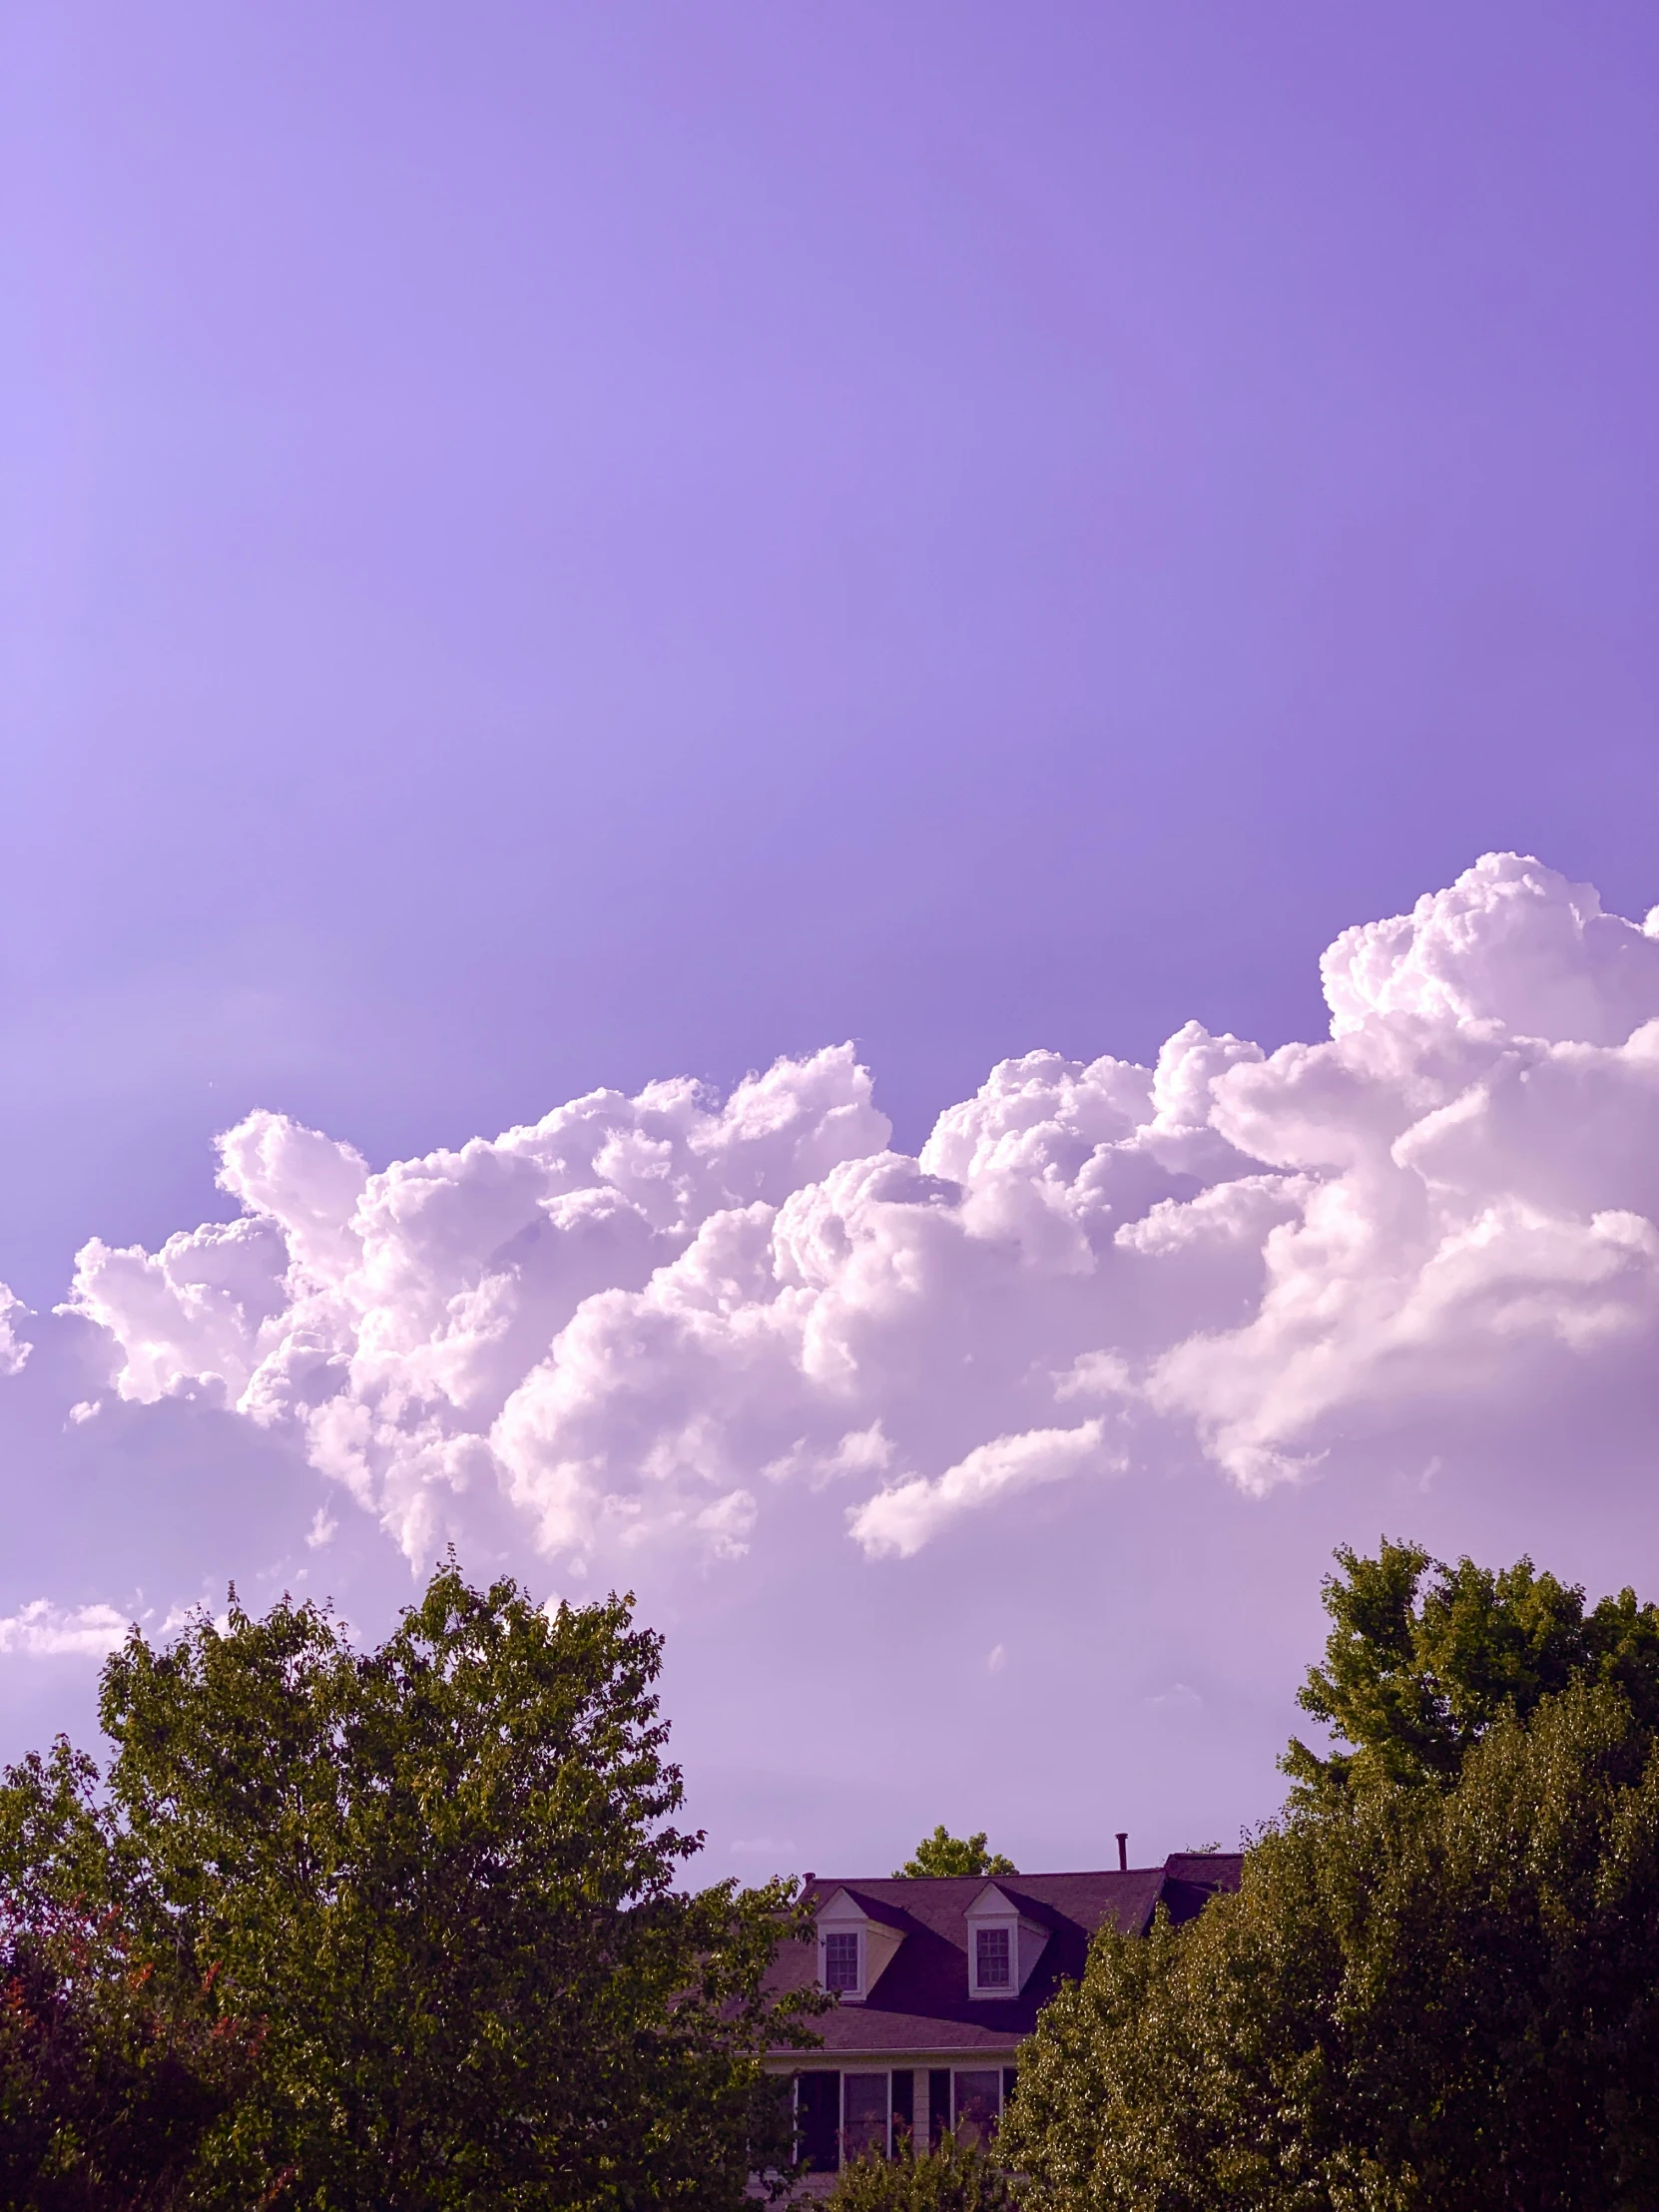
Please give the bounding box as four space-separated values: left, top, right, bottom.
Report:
1000 1542 1659 2211
10 1543 1659 2209
0 1566 820 2209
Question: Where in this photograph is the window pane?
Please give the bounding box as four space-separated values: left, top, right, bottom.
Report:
976 1926 1011 1987
891 2068 915 2147
825 1933 859 1991
796 2073 840 2174
953 2070 1001 2150
843 2073 888 2160
928 2069 950 2149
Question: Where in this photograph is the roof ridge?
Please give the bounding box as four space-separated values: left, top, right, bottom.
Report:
806 1866 1179 1886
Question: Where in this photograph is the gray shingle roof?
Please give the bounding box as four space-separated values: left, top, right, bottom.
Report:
770 1855 1243 2055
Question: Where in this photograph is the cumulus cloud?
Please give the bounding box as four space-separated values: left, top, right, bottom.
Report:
0 1286 31 1378
56 856 1659 1575
0 1600 129 1658
849 1422 1110 1559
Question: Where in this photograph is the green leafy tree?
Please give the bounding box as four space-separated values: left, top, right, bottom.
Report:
830 2128 1019 2211
1003 1546 1659 2212
897 1828 1016 1879
1 1565 821 2210
0 1744 251 2210
1282 1537 1659 1802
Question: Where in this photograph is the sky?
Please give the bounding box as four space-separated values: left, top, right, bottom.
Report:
3 2 1658 1882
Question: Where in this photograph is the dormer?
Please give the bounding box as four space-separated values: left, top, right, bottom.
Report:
814 1888 906 2002
964 1881 1050 1998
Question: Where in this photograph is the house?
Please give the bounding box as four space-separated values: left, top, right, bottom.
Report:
765 1846 1244 2178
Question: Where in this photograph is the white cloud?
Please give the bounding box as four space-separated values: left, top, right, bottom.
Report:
56 855 1659 1572
849 1422 1110 1559
1147 1682 1204 1713
0 1599 128 1658
0 1286 32 1378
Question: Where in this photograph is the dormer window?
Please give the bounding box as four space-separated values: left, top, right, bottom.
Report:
825 1933 860 1993
975 1927 1011 1988
965 1881 1050 1998
814 1888 905 2001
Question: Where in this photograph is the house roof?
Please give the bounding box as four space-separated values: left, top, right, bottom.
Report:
770 1855 1244 2056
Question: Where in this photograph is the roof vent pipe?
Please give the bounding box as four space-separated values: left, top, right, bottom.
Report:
1116 1833 1128 1873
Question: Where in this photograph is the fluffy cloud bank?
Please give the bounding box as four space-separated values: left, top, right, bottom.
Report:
0 1287 31 1379
0 1600 128 1658
61 855 1659 1575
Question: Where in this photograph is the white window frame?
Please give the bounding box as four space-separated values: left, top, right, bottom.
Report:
951 2066 1004 2142
967 1913 1017 1997
822 1927 863 1998
973 1923 1012 1990
841 2068 891 2160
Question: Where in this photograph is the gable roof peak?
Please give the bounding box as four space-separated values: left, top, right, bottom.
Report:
965 1877 1016 1912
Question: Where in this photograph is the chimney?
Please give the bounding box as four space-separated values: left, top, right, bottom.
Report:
803 1872 817 1889
1115 1833 1128 1872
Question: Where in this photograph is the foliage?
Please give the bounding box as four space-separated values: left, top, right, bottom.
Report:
0 1737 223 2208
1005 1556 1659 2211
896 1827 1016 1879
1 1565 821 2211
1282 1537 1659 1803
830 2128 1020 2211
0 1865 249 2209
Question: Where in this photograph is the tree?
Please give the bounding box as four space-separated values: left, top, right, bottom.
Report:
1002 1546 1659 2212
896 1829 1016 1879
0 1743 250 2210
1282 1537 1659 1802
1 1565 821 2210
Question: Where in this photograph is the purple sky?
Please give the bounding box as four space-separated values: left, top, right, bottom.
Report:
3 4 1659 1879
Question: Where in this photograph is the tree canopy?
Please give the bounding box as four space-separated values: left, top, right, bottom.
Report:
0 1814 248 2212
895 1828 1016 1879
0 1564 820 2210
1003 1541 1659 2212
1282 1537 1659 1801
